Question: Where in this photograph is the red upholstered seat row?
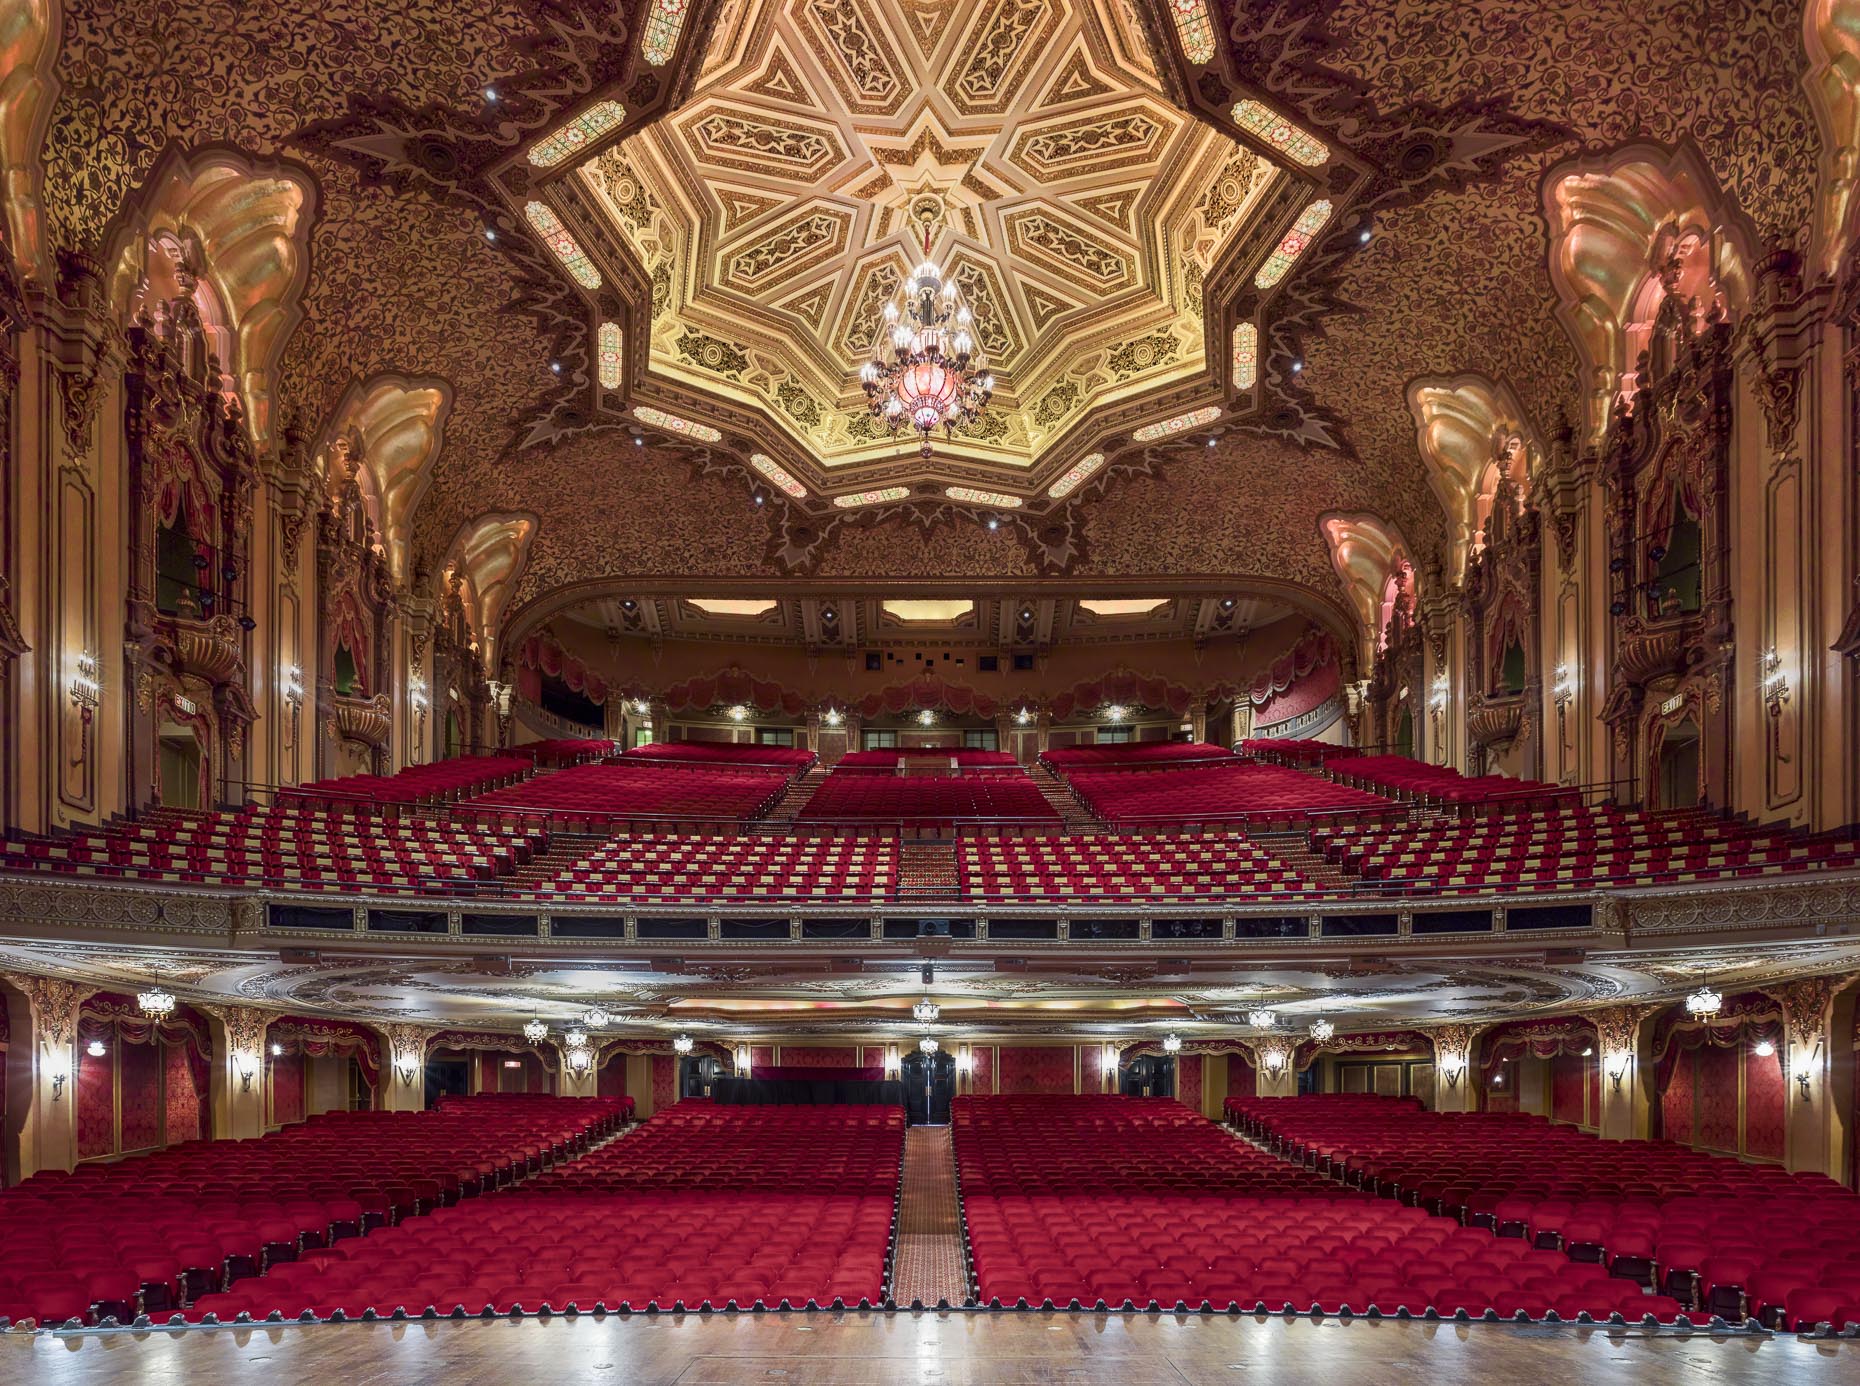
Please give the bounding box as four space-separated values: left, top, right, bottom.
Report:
1 801 545 894
521 738 617 767
1226 1094 1860 1330
466 760 792 826
522 831 896 902
1242 738 1360 767
958 832 1327 902
1310 803 1860 893
0 1095 626 1328
187 1103 902 1318
1325 755 1574 808
289 754 535 806
835 748 1019 767
1040 742 1235 769
956 1095 1702 1322
797 769 1057 824
1057 760 1390 826
620 741 817 769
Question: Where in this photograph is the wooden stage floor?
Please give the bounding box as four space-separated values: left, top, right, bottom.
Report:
6 1311 1859 1385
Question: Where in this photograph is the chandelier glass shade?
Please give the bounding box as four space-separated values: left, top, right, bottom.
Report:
912 999 941 1024
1685 987 1723 1017
523 1018 548 1044
583 1007 611 1030
920 1036 940 1054
672 1033 694 1054
1162 1033 1182 1054
860 224 993 458
137 988 177 1019
1247 1008 1279 1030
1309 1019 1335 1043
564 1028 588 1050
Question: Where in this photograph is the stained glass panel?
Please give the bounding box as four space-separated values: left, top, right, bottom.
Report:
634 404 721 442
945 486 1023 508
527 101 626 168
1048 452 1106 499
642 0 690 66
832 487 910 508
1254 199 1331 289
525 201 602 289
1231 100 1327 167
1232 321 1258 389
750 453 808 499
1168 0 1215 64
597 322 623 389
1133 405 1222 442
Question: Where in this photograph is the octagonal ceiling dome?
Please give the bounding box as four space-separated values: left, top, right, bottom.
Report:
581 0 1278 473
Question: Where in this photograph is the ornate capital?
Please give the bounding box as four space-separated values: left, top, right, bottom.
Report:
1428 1023 1480 1060
1 973 91 1046
202 1004 273 1057
1771 975 1843 1051
378 1023 435 1065
1584 1003 1659 1055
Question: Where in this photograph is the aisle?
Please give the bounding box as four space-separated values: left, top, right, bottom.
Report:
889 1126 969 1307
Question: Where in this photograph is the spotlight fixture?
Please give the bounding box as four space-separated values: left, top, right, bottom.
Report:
1162 1033 1182 1054
137 989 177 1020
673 1033 694 1055
1685 987 1723 1018
523 1018 548 1044
1309 1019 1335 1043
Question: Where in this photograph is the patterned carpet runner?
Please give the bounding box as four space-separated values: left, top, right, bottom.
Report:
890 1126 970 1306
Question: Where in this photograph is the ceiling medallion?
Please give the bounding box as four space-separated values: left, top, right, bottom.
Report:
860 218 994 459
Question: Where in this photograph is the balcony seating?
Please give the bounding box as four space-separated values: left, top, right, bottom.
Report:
1058 760 1391 827
1 801 545 894
621 741 817 769
1310 803 1860 893
956 1095 1697 1320
289 754 534 806
1226 1095 1860 1329
797 769 1058 825
464 760 792 828
958 833 1326 902
522 832 896 903
1326 756 1574 808
521 738 616 767
1242 738 1358 767
187 1103 902 1317
0 1096 625 1327
835 748 1019 767
1040 742 1234 769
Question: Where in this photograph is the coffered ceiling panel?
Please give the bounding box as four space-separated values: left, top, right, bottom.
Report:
582 0 1277 472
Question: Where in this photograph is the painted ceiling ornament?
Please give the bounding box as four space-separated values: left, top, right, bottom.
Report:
860 214 994 458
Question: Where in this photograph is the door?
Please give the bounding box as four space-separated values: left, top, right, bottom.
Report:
900 1050 956 1124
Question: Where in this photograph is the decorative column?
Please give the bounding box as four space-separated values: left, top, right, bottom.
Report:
1 974 90 1179
558 1041 599 1097
1774 976 1843 1177
1429 1024 1480 1114
202 1005 271 1141
1588 1004 1659 1140
1249 1040 1296 1098
376 1023 433 1112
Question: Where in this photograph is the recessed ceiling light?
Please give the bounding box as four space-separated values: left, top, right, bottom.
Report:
484 228 497 241
484 87 498 102
632 435 644 447
1291 360 1303 373
550 361 561 373
986 516 998 529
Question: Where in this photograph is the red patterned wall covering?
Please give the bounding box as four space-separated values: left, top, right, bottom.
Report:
1742 1047 1786 1161
1228 1052 1254 1097
970 1045 994 1095
652 1054 676 1109
1695 1045 1740 1153
476 1052 498 1093
1662 1047 1695 1144
597 1055 628 1099
1177 1054 1203 1110
1551 1054 1585 1125
270 1052 306 1127
1586 1052 1601 1128
777 1046 859 1067
163 1040 203 1145
1484 1077 1519 1113
76 1049 114 1159
998 1046 1077 1095
750 1045 775 1072
119 1040 161 1152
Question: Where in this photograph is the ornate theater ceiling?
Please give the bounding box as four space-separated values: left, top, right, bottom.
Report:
584 0 1276 476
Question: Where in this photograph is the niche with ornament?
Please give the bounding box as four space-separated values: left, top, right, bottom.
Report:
314 448 395 776
1461 437 1543 779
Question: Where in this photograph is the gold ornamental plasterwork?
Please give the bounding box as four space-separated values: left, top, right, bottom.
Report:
581 0 1277 470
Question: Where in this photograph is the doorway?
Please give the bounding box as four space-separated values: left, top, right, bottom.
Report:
1656 717 1702 809
423 1057 469 1108
899 1049 955 1125
680 1054 725 1099
1119 1055 1176 1098
158 724 205 809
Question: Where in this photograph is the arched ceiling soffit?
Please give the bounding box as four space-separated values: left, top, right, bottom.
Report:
101 146 317 447
315 375 451 589
1319 511 1409 668
0 0 57 283
1544 141 1757 439
1806 0 1860 275
1406 372 1539 584
444 512 539 673
1212 0 1816 544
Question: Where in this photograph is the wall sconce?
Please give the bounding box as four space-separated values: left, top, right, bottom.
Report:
1103 704 1128 723
48 1049 68 1100
282 664 305 753
1261 1048 1288 1076
955 1045 973 1075
1605 1052 1631 1093
917 709 936 727
1439 1052 1467 1088
409 673 430 754
271 1042 284 1057
394 1050 420 1084
69 649 101 766
727 704 749 722
1753 1039 1775 1058
734 1045 751 1076
1015 706 1033 726
823 707 843 727
1762 647 1790 718
1102 1045 1121 1077
86 1039 107 1058
234 1051 259 1092
1553 663 1575 751
884 1045 900 1078
565 1046 594 1076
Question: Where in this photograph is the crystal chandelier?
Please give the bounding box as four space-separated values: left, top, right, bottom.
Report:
1685 987 1722 1018
137 989 176 1020
564 1028 588 1049
860 221 993 458
1162 1033 1182 1054
912 999 941 1024
673 1033 694 1055
583 1007 611 1030
523 1018 548 1044
1247 1008 1279 1030
1309 1019 1335 1043
919 1036 940 1054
